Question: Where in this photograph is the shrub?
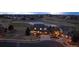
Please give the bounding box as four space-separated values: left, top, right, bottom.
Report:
8 25 14 31
25 27 31 36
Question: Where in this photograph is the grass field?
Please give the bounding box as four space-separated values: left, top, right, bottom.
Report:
43 16 79 31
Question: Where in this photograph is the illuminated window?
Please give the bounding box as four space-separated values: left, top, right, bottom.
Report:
40 28 42 30
34 28 36 30
44 28 47 30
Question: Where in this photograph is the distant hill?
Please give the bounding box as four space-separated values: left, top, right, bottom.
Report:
0 14 79 21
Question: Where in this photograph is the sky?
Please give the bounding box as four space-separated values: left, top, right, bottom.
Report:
0 0 79 15
0 12 79 15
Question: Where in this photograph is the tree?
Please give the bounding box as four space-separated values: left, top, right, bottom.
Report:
4 28 7 33
25 27 31 36
71 30 79 42
8 25 14 31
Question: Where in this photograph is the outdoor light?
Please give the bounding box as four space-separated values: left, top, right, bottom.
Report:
34 33 36 36
34 27 36 30
65 35 68 38
54 31 60 37
44 32 47 34
61 34 64 37
40 32 42 34
55 31 59 35
40 28 42 30
37 31 40 33
44 28 47 30
31 31 36 33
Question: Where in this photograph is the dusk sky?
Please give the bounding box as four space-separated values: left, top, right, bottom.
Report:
0 12 79 15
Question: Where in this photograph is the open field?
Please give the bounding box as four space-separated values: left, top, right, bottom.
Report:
0 15 79 47
43 16 79 31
